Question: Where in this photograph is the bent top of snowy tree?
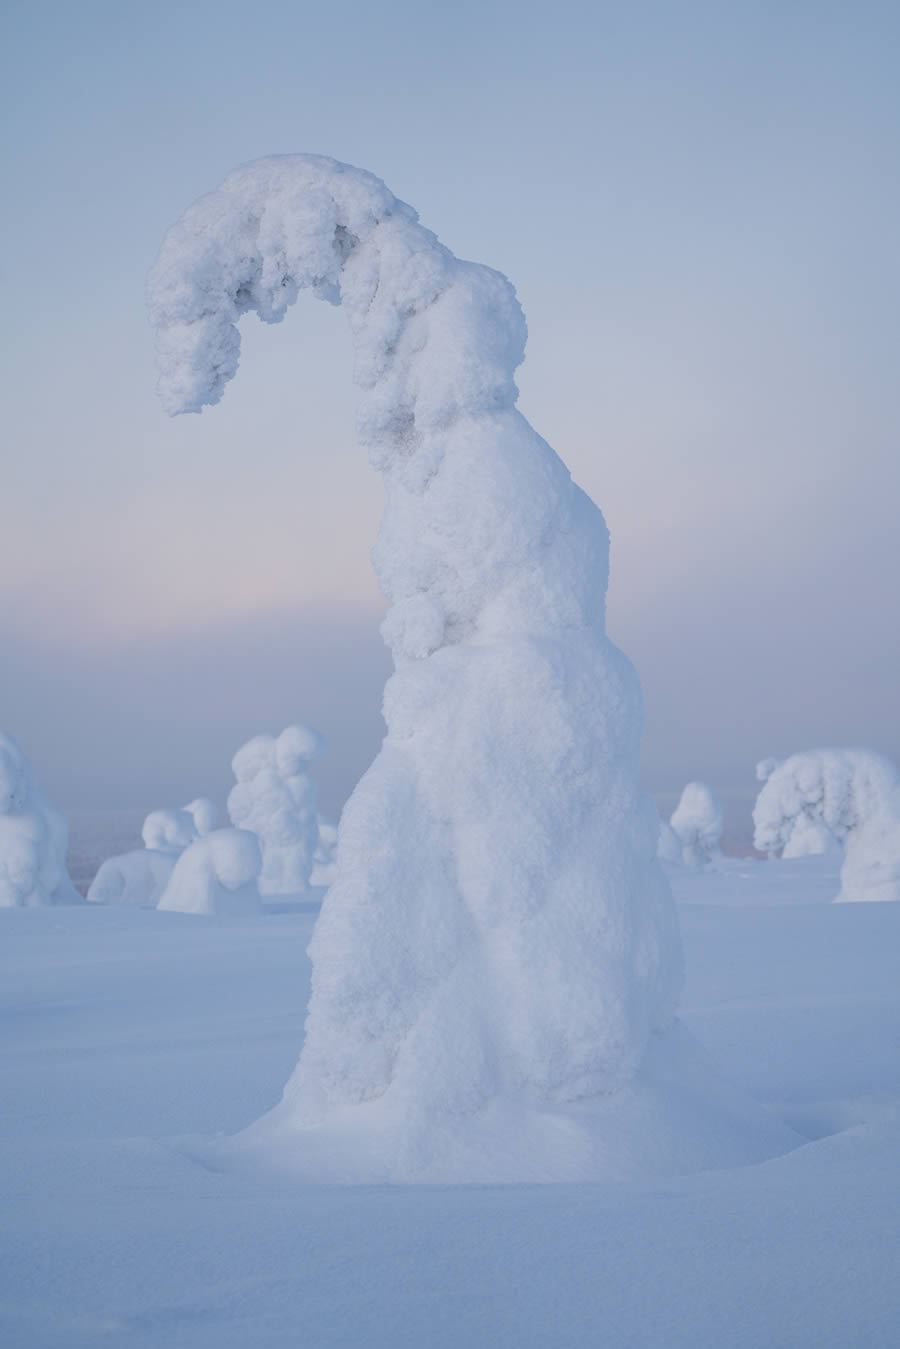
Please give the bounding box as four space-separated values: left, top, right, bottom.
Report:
148 157 794 1182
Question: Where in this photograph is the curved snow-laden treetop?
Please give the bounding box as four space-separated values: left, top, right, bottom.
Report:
149 156 604 657
754 748 900 901
148 156 698 1182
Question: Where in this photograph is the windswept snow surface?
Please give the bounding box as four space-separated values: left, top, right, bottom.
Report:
0 731 79 907
2 858 899 1347
146 155 788 1181
754 748 900 902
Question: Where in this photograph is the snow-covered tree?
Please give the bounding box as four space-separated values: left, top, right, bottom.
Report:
88 804 204 907
753 758 837 858
227 725 325 895
148 156 796 1181
157 828 262 916
754 749 900 901
669 782 724 867
0 732 79 907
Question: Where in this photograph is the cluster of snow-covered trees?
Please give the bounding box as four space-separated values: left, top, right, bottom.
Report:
84 725 336 915
655 750 900 907
754 749 900 903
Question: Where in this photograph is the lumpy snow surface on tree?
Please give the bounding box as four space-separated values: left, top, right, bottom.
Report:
227 726 324 895
157 828 262 916
669 782 724 868
0 732 80 907
754 750 900 903
149 156 794 1181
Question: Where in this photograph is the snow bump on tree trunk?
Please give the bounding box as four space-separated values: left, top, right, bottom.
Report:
149 155 798 1181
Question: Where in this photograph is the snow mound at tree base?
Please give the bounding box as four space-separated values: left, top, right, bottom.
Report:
220 1022 799 1185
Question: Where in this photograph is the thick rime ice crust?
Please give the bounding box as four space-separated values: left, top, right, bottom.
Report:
0 732 79 907
227 725 324 895
157 828 262 916
754 749 900 902
670 782 724 868
149 156 685 1166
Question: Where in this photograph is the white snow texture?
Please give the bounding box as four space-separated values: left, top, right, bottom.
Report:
149 155 786 1181
754 749 900 902
227 726 325 895
669 782 723 867
0 732 79 907
157 827 262 916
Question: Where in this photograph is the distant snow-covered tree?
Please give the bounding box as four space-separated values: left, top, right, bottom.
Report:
669 782 724 867
0 732 80 906
89 803 205 907
754 749 900 902
157 828 262 916
754 757 838 858
227 725 325 895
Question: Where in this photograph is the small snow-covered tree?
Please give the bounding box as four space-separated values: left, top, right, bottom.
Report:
146 156 795 1181
754 749 900 901
157 828 262 916
0 732 79 906
227 725 325 895
669 782 724 867
88 804 202 907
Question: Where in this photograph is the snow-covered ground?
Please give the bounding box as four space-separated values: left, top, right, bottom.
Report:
2 856 898 1347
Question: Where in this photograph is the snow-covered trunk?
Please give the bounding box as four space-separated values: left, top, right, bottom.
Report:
147 155 798 1180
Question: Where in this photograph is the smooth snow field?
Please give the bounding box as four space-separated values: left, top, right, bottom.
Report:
2 860 899 1348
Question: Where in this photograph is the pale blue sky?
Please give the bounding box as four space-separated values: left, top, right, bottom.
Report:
2 0 898 813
